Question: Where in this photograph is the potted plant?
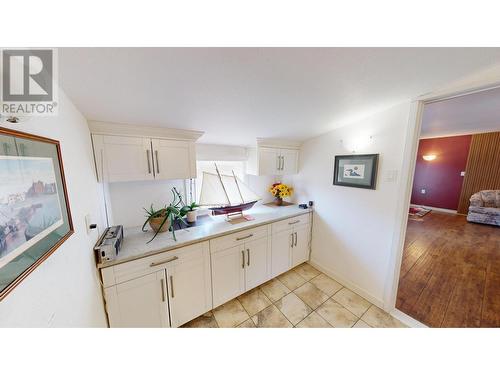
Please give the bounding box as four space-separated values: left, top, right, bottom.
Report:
181 202 200 223
269 182 293 206
142 188 188 243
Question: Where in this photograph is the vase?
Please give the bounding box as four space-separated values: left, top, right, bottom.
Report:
149 216 171 233
186 210 197 223
275 197 283 206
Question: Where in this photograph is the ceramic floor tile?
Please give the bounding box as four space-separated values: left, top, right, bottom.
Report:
309 273 343 296
237 288 272 316
259 278 291 302
277 269 307 290
181 312 218 328
361 305 407 328
295 311 332 328
352 319 372 328
275 292 313 325
251 304 293 328
237 319 256 328
294 263 321 281
316 299 359 328
332 288 371 317
293 282 329 309
213 299 250 328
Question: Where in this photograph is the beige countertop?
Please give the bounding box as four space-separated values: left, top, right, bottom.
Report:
98 204 312 268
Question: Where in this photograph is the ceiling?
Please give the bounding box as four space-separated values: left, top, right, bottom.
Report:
59 48 500 146
421 86 500 138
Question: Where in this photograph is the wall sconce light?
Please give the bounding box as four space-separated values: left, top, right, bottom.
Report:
423 154 437 161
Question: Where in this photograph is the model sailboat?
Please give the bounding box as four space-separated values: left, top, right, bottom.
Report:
199 164 260 218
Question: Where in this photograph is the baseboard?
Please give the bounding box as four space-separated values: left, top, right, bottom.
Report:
308 259 385 309
410 204 458 215
390 309 428 328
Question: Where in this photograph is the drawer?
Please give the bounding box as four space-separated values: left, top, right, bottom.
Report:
210 225 269 253
101 241 208 288
272 213 311 234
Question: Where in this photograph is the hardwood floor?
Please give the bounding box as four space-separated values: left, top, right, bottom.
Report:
396 211 500 327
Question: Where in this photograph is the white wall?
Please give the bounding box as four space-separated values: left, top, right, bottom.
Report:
107 179 186 228
0 90 107 327
294 102 411 307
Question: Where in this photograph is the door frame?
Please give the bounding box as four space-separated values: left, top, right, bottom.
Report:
383 79 500 322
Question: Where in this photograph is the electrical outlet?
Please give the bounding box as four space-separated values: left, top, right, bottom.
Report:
460 171 466 176
421 189 426 194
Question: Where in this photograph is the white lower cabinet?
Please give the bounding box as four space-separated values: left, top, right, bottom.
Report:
210 245 246 308
103 241 211 328
271 230 292 278
291 223 311 267
104 270 170 328
210 227 271 308
244 236 270 290
101 213 311 327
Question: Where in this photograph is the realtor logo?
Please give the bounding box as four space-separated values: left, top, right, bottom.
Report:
1 48 58 116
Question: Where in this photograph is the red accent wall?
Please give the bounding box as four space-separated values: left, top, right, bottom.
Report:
411 135 472 210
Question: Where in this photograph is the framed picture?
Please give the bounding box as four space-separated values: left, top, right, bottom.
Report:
333 154 379 189
0 127 73 300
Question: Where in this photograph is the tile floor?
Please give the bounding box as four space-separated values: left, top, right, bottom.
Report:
182 263 407 328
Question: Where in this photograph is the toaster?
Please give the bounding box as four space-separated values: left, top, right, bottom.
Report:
94 225 123 263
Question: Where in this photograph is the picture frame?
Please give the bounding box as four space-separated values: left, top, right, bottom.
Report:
333 154 379 190
0 127 73 301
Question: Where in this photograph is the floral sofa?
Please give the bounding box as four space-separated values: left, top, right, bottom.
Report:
466 190 500 226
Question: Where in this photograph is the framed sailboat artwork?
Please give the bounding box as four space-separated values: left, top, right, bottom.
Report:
199 164 261 222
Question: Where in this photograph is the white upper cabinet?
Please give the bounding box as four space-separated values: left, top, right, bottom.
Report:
89 121 203 183
151 139 196 180
247 139 300 176
93 135 155 182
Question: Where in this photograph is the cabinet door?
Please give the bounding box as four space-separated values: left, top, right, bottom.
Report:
280 149 299 175
244 236 270 290
166 244 212 327
104 270 169 328
152 139 196 180
211 245 245 308
291 224 310 267
96 135 154 182
258 147 279 175
271 229 292 278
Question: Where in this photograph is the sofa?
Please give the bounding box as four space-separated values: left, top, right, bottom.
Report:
466 190 500 226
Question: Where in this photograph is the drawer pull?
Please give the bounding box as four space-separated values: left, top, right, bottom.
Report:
236 233 253 241
150 256 179 267
288 220 300 225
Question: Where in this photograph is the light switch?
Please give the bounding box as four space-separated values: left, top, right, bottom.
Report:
421 189 426 194
385 169 398 183
460 171 466 176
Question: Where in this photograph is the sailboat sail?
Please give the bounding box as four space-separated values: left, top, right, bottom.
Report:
199 171 260 207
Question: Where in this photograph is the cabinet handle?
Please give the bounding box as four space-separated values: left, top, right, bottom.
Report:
247 249 250 266
150 256 178 267
146 149 152 174
170 275 175 298
281 156 285 171
288 220 300 225
276 155 280 171
155 150 160 173
294 232 297 247
241 250 245 269
160 279 165 302
236 233 253 241
291 232 294 248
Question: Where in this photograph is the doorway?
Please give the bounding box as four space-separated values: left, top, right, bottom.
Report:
392 86 500 327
